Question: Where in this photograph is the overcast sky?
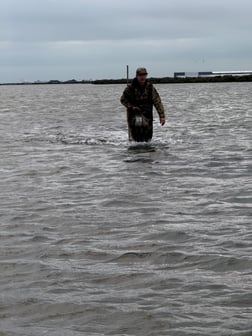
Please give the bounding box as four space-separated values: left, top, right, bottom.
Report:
1 0 252 82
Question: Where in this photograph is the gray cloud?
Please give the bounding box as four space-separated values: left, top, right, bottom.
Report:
1 0 252 81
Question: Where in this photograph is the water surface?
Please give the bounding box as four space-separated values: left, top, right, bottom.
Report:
0 83 251 335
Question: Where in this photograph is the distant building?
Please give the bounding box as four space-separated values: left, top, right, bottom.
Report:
174 71 252 78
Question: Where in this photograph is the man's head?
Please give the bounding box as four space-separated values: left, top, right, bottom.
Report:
136 67 148 85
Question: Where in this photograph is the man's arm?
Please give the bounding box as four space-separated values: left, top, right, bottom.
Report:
152 86 166 125
121 87 141 112
120 87 134 109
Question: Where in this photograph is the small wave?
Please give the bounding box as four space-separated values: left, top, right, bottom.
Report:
23 130 174 149
111 252 153 262
23 130 129 147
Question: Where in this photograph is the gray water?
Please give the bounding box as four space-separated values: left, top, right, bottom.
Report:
0 83 251 336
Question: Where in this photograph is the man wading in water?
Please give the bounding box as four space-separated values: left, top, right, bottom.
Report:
120 67 166 142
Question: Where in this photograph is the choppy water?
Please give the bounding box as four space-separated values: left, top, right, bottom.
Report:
0 83 251 336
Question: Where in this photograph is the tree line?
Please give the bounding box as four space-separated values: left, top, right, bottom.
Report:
92 75 252 84
1 75 252 86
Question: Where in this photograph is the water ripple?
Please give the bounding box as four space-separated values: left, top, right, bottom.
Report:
0 83 251 335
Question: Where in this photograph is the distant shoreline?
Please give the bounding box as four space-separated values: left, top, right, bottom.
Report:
1 75 252 86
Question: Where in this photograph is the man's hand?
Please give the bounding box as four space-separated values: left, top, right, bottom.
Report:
160 118 166 126
132 106 141 111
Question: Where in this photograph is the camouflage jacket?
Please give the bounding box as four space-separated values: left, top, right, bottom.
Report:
120 78 165 120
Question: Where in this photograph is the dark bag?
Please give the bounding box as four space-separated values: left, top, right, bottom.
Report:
130 113 153 142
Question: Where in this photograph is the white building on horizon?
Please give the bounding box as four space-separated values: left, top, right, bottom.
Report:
174 71 252 78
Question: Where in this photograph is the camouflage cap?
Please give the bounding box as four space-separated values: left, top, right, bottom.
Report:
136 67 148 75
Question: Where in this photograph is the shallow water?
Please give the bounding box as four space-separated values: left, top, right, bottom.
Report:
0 83 251 335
